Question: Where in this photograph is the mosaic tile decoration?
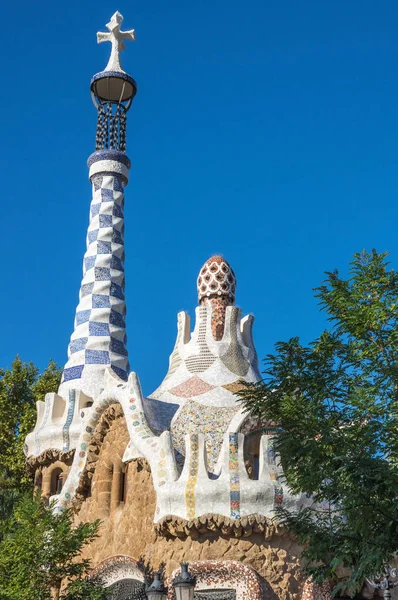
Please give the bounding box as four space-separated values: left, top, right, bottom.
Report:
220 309 250 377
185 306 216 374
54 371 178 513
171 401 239 472
169 376 215 398
148 258 262 406
59 152 130 401
168 561 265 600
89 555 145 587
194 591 235 599
34 395 52 455
108 580 146 600
53 371 310 525
185 433 199 519
141 397 179 435
274 484 284 505
301 579 332 600
222 381 246 394
242 315 262 380
229 433 240 519
202 296 230 341
197 256 236 304
62 390 76 452
150 313 190 401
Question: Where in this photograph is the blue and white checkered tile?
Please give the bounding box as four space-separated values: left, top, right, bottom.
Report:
59 169 129 401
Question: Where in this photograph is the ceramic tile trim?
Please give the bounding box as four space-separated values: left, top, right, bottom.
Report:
25 389 94 458
90 555 145 587
229 433 240 518
185 434 199 519
168 561 265 600
171 401 238 473
62 390 76 452
301 579 332 600
53 371 312 523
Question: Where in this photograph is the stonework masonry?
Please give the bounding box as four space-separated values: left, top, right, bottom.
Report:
75 410 306 600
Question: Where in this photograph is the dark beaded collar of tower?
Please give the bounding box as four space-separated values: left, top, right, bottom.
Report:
58 12 136 401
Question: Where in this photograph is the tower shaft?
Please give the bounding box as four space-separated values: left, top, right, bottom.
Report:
58 151 130 399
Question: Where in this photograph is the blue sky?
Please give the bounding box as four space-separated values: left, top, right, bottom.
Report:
2 0 398 395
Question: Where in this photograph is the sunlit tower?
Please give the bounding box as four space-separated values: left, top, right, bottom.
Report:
59 12 136 401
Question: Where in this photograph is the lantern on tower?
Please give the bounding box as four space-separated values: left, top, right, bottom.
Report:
90 11 137 152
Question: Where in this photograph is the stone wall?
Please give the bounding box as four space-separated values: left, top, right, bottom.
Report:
76 409 306 600
28 450 74 499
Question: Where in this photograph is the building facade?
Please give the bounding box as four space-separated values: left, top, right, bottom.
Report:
24 13 329 600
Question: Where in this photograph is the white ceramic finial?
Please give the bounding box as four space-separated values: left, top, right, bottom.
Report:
97 11 135 73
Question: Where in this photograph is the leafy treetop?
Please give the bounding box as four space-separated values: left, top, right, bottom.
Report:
240 250 398 595
0 493 109 600
0 357 61 492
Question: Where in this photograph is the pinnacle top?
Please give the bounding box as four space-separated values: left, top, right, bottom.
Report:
197 255 236 303
97 11 136 73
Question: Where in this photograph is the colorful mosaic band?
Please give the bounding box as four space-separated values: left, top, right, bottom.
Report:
229 433 240 519
62 390 76 452
185 434 199 519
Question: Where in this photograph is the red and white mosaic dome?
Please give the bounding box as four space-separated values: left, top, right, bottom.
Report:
197 255 236 303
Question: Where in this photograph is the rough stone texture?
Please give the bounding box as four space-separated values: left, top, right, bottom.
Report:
27 449 75 477
155 513 278 539
77 412 306 600
73 402 125 507
41 458 73 499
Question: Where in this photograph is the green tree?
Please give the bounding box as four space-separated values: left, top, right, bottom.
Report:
0 357 61 536
0 493 109 600
240 250 398 595
0 357 61 492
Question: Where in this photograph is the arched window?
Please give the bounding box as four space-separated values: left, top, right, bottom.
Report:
56 473 63 494
98 463 113 514
51 468 64 496
120 464 128 503
110 462 128 510
244 431 261 480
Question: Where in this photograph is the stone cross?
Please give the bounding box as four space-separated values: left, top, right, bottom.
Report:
97 12 135 73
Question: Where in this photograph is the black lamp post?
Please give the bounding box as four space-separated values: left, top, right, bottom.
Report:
146 571 168 600
367 565 398 600
173 563 196 600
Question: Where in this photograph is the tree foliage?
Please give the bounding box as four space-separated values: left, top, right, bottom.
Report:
0 360 109 598
239 250 398 595
0 493 109 600
0 357 61 493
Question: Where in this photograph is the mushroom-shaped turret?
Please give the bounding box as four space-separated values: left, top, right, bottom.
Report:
197 255 236 304
197 255 236 340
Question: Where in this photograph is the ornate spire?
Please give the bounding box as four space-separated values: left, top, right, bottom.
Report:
58 13 137 401
90 12 137 153
197 255 236 304
97 11 136 73
197 256 236 340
